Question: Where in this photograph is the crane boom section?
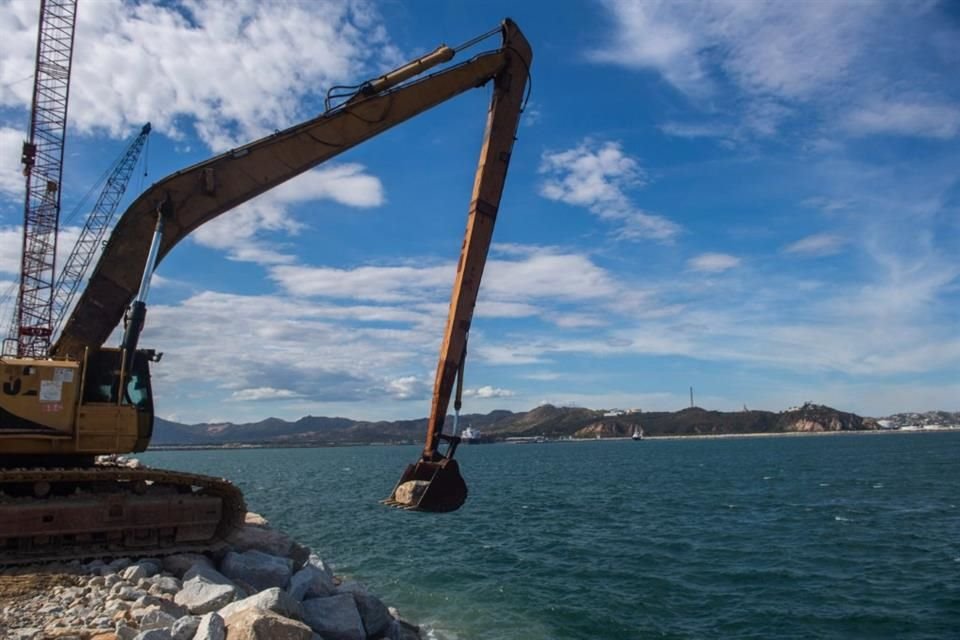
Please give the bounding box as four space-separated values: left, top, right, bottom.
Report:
51 123 151 339
12 0 78 357
52 38 520 358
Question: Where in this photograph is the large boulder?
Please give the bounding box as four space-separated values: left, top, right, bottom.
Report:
225 525 295 558
287 565 335 601
163 554 214 579
151 576 182 596
174 565 241 614
170 615 201 640
194 612 226 640
217 587 303 622
301 594 365 640
132 595 188 619
223 607 313 640
138 609 177 632
352 592 393 639
220 550 292 592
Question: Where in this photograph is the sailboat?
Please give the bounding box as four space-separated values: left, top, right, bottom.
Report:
631 426 644 441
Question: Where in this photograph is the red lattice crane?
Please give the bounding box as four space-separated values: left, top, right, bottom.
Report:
7 0 78 357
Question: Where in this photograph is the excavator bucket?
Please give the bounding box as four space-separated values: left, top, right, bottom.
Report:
383 458 467 513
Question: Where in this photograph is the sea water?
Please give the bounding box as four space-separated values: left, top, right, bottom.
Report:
144 432 960 639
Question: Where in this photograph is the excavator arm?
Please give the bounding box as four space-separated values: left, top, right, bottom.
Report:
380 15 532 513
53 20 532 513
52 20 532 360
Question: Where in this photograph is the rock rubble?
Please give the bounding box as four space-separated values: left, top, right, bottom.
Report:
0 512 421 640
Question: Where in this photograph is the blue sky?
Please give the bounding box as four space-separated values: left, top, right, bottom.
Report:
1 0 958 423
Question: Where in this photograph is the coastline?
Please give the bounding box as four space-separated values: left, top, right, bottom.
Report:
147 426 960 452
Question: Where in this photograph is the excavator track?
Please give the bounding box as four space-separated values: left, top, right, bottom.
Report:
0 464 245 566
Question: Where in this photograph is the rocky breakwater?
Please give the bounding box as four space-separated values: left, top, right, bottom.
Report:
0 512 421 640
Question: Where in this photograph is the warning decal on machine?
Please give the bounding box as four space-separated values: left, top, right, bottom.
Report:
53 367 74 383
39 380 62 402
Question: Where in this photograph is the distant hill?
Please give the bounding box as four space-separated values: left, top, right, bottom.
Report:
150 402 885 447
879 411 960 429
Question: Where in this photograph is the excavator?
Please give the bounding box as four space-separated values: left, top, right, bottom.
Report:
0 19 532 561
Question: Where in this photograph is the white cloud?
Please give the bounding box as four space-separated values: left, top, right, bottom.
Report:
0 128 24 197
1 1 400 150
592 1 958 142
271 247 620 317
842 101 960 139
463 385 515 399
230 387 303 402
659 121 730 140
592 0 877 100
385 375 428 400
539 140 680 241
0 227 22 275
687 252 740 272
271 263 452 302
484 250 619 301
146 290 438 408
192 164 384 264
784 233 846 257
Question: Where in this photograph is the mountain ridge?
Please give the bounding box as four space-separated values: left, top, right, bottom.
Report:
147 402 941 447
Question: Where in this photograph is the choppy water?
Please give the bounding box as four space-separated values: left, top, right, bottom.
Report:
144 432 960 639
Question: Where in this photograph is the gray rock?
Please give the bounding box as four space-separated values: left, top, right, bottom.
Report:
170 614 201 640
217 587 303 621
287 565 335 601
396 618 422 640
131 596 188 620
115 586 147 601
353 592 393 639
84 559 106 574
109 557 133 572
225 524 294 557
140 608 178 631
174 565 240 615
335 581 367 597
137 558 163 577
193 612 226 640
301 594 365 640
305 554 334 581
223 607 313 640
152 576 182 595
162 553 214 578
123 564 148 582
220 550 292 592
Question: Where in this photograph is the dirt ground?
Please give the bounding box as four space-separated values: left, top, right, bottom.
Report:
0 570 82 601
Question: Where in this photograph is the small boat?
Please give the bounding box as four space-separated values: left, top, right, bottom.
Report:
631 426 643 441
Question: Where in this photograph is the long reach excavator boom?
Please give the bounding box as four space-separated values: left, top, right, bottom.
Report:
0 17 532 542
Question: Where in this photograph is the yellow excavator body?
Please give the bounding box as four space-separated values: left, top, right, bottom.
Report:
0 349 150 459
